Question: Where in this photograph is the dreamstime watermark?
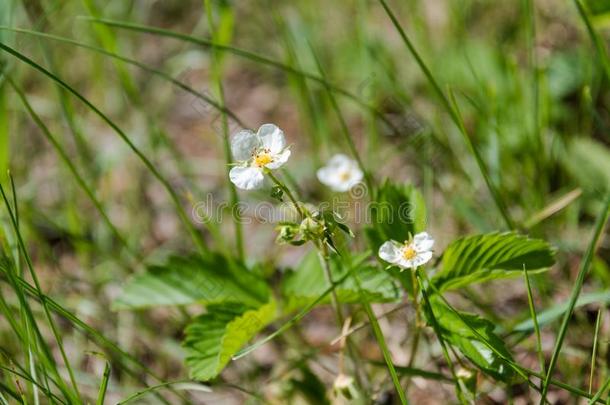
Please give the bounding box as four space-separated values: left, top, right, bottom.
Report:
190 183 421 227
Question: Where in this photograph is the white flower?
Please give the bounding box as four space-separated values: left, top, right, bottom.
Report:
229 124 291 190
378 232 434 270
316 154 363 192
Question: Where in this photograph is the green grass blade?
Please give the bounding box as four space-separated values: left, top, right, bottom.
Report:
95 362 110 405
7 77 139 261
353 272 408 404
0 180 82 403
539 195 610 404
589 377 610 405
590 309 602 394
416 268 465 403
3 272 179 404
309 44 376 196
83 17 400 134
0 27 244 125
377 0 515 230
574 0 610 81
0 365 65 404
522 0 544 178
118 380 211 404
0 41 207 254
523 265 545 375
0 82 8 185
204 0 244 261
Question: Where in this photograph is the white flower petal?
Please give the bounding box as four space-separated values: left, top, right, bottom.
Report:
265 149 291 169
413 250 433 267
317 166 335 183
413 232 434 252
229 166 265 190
258 124 285 154
317 167 342 190
378 240 403 265
327 153 352 168
397 258 415 269
231 130 260 162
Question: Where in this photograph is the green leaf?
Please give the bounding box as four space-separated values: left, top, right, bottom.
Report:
428 297 514 381
281 251 401 312
366 180 427 251
183 300 277 381
113 253 270 310
432 232 555 292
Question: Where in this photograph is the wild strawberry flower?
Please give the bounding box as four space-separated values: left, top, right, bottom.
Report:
229 124 291 190
378 232 434 270
316 154 363 192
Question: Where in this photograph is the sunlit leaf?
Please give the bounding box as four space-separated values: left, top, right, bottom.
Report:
432 232 555 292
184 300 277 381
428 297 514 381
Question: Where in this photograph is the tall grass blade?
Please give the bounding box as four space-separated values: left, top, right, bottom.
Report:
590 309 602 394
0 178 82 402
377 0 515 230
84 17 400 135
309 44 376 196
0 42 207 254
523 265 545 375
539 195 610 404
204 0 244 261
353 272 408 404
574 0 610 81
96 362 110 405
7 77 139 260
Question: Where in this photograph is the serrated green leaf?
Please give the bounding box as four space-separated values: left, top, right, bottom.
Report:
281 251 401 312
366 181 427 252
428 297 514 381
432 232 555 292
113 253 270 310
184 300 277 381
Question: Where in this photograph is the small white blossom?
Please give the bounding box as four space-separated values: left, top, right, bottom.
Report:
378 231 434 270
229 124 291 190
316 154 363 192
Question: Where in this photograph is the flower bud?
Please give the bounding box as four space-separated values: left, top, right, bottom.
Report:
456 367 477 396
299 216 325 240
276 223 298 243
332 374 357 400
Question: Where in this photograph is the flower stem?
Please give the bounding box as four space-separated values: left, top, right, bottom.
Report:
266 170 304 218
404 269 423 388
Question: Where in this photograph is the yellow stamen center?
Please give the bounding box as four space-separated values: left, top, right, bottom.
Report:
402 244 417 260
339 171 351 182
253 151 273 167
